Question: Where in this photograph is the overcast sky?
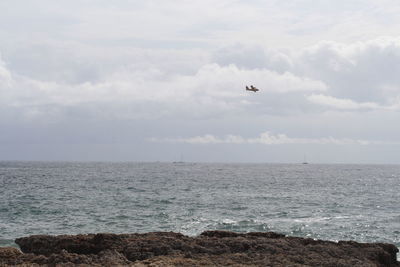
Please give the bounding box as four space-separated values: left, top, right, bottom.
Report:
2 0 400 163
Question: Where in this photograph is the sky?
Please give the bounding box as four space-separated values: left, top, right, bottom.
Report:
2 0 400 163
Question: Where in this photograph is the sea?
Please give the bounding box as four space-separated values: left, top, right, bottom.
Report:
1 161 399 253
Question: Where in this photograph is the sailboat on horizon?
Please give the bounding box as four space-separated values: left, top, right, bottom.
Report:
173 154 185 164
302 155 308 165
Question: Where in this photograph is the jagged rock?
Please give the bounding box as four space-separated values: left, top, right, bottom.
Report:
15 234 97 256
0 231 396 266
0 247 23 265
97 249 129 265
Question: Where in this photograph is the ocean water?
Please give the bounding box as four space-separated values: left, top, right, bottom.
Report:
0 161 399 251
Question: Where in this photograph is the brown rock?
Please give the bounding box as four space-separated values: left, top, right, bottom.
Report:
15 234 97 256
0 231 396 266
0 247 22 265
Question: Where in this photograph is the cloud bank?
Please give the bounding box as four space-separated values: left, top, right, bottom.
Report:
298 38 400 106
0 59 327 120
4 37 400 122
148 131 399 146
3 37 400 124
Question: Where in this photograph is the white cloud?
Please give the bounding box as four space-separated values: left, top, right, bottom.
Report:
307 94 381 110
210 37 400 113
4 36 400 122
5 37 400 121
0 54 12 87
148 131 399 145
297 38 400 105
213 44 293 73
0 59 327 120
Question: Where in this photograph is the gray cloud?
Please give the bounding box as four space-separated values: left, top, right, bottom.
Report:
213 44 293 73
297 38 400 105
0 54 11 86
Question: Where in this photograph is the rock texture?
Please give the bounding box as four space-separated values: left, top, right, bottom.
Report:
0 231 397 266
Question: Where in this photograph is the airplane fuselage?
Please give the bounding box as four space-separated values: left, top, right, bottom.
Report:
246 85 259 92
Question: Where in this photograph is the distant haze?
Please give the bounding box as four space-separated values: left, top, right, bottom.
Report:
2 0 400 163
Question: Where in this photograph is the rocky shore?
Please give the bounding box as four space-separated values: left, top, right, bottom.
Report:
0 231 398 266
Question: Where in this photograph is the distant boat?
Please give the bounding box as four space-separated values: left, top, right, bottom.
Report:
302 155 308 164
173 154 185 164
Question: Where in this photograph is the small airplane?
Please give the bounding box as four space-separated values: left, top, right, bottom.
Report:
246 85 259 92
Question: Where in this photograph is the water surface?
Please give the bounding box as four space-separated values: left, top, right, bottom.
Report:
1 162 399 249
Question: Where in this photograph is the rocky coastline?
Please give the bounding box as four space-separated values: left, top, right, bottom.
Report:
0 230 398 266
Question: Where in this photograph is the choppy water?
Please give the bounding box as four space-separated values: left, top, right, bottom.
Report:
1 161 399 250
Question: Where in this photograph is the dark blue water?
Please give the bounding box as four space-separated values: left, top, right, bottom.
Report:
1 162 399 250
